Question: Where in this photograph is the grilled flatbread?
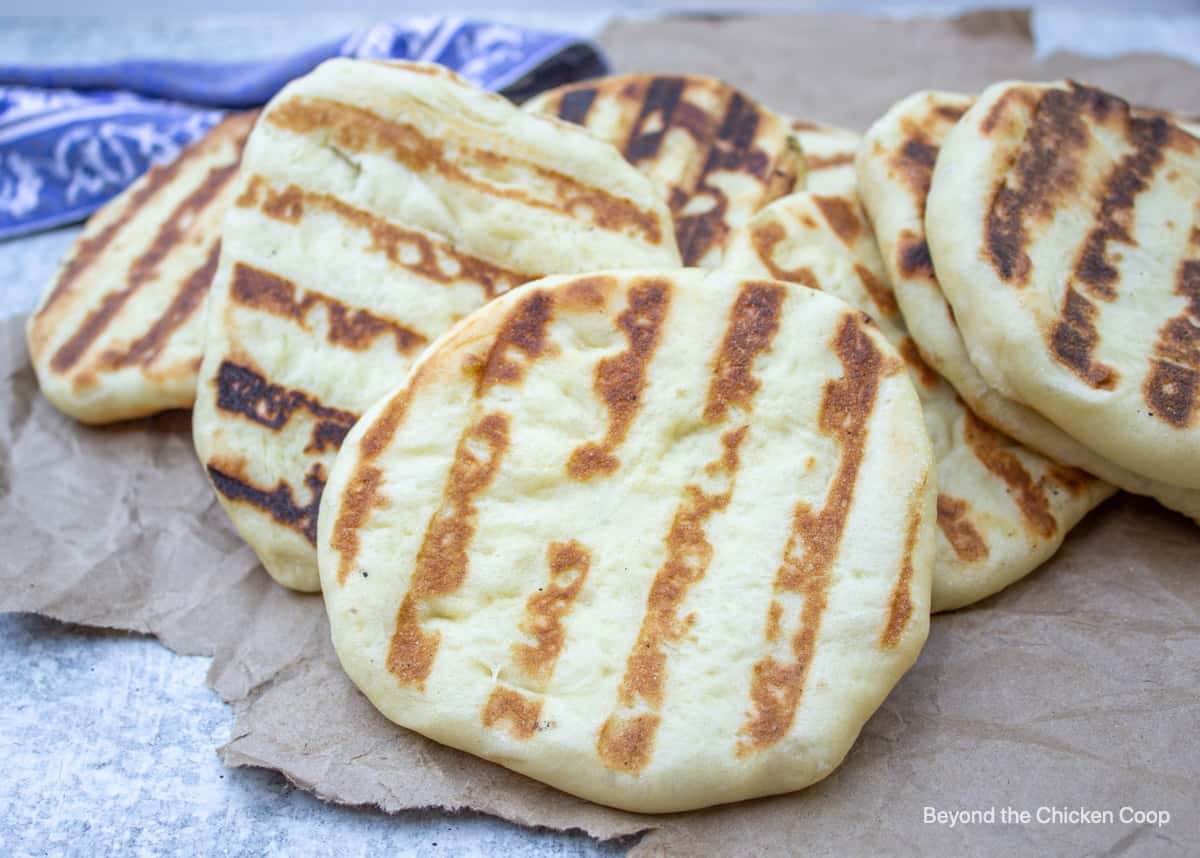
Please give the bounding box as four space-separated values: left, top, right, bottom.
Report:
318 268 933 813
790 118 860 195
722 137 1111 611
927 80 1200 491
193 60 680 592
525 73 800 267
26 111 256 423
860 89 1200 519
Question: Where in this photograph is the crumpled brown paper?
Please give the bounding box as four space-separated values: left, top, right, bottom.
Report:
3 12 1200 855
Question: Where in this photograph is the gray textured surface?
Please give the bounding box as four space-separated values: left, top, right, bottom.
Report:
0 227 76 318
0 613 633 857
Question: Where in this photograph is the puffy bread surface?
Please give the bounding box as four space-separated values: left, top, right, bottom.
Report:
722 138 1111 612
789 118 862 195
525 73 799 267
860 88 1200 520
193 60 679 592
319 268 934 813
27 111 256 423
926 80 1200 491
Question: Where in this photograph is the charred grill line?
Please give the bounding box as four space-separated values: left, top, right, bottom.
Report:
229 262 428 355
738 314 886 755
49 162 239 374
215 361 358 453
208 461 325 545
596 281 784 774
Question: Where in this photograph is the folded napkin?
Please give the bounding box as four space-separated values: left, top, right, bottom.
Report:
0 17 607 240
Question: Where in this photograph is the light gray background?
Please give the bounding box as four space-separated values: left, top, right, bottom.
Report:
2 6 1198 856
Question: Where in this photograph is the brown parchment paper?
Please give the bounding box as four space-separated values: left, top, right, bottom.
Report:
3 12 1200 856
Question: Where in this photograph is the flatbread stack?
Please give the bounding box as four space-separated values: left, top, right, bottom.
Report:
525 74 801 267
26 111 257 423
319 268 934 813
192 60 680 592
25 58 1199 815
929 81 1200 490
722 128 1112 611
859 86 1200 519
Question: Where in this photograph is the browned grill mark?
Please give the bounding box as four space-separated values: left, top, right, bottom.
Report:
1145 259 1200 426
557 86 598 125
37 144 192 320
597 713 659 774
49 162 239 374
567 281 670 479
229 262 427 355
511 541 592 684
899 336 940 388
597 282 783 773
98 240 220 374
128 163 239 285
387 412 510 688
330 391 420 586
936 493 989 562
985 84 1115 285
980 86 1037 136
481 687 542 740
765 155 799 203
812 195 862 245
328 377 432 584
1049 287 1117 389
332 464 386 585
1084 113 1166 289
611 429 747 708
750 221 819 289
738 314 885 755
561 275 609 311
963 412 1057 539
368 366 436 457
1046 465 1095 497
1145 361 1198 427
935 104 968 123
900 137 936 169
236 176 529 299
892 130 940 200
881 495 924 648
805 152 855 170
33 110 254 345
671 91 793 265
896 231 935 280
709 424 748 476
854 264 900 319
633 79 715 153
1049 108 1170 387
215 360 358 454
208 461 325 545
238 180 302 222
479 540 590 740
765 600 783 642
624 77 687 163
589 77 768 201
476 290 555 393
705 281 786 423
266 97 664 244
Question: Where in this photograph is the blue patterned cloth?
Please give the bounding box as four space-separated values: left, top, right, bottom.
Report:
0 17 607 240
